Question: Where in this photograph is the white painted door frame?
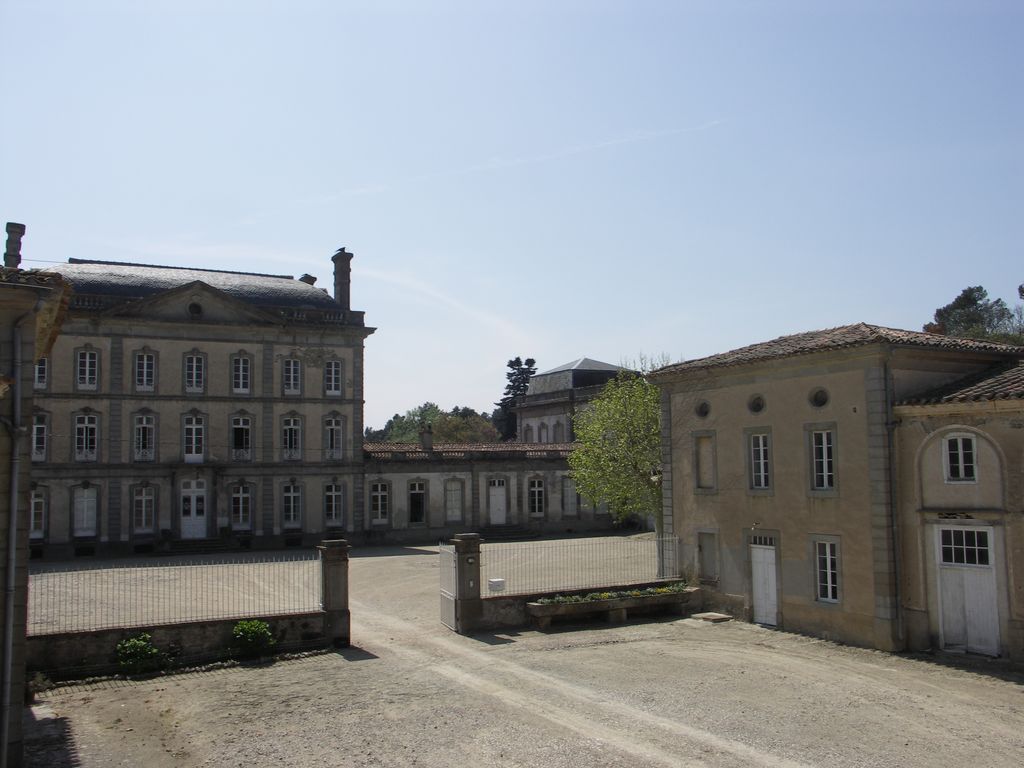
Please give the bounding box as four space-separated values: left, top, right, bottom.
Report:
935 525 999 656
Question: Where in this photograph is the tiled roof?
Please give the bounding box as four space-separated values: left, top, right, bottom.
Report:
364 441 575 459
652 323 1024 377
536 358 623 376
899 362 1024 405
44 259 342 310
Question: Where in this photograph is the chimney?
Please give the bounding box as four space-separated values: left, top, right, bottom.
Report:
299 273 317 285
5 222 26 269
419 422 433 452
332 247 353 311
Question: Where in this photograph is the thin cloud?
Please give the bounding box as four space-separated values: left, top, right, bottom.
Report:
356 265 532 345
326 119 724 199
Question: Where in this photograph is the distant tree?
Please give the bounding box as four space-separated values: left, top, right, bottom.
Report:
493 356 537 441
924 286 1016 340
364 403 498 443
568 372 662 534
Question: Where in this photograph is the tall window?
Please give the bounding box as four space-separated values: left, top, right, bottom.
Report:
33 357 47 390
750 433 770 490
325 483 344 526
815 541 839 602
231 415 252 461
232 355 251 394
282 483 302 528
31 413 47 462
945 436 976 482
324 360 343 396
283 358 301 395
528 478 545 517
538 423 549 444
184 414 204 463
30 490 46 540
409 481 426 524
553 421 565 443
444 479 463 522
282 416 302 460
371 482 389 522
73 486 97 536
523 425 534 443
132 486 155 532
133 413 156 462
324 417 344 460
811 430 835 490
184 353 205 393
231 484 252 529
76 349 98 391
561 477 578 517
75 413 98 461
134 351 155 392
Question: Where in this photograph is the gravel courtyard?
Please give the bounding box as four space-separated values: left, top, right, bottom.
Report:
25 543 1024 767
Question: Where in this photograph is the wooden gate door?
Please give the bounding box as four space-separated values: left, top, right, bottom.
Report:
937 526 999 656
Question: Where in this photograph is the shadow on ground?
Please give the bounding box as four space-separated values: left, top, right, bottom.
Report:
24 704 80 768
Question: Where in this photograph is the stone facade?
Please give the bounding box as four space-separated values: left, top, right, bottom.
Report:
894 363 1024 661
651 324 1024 657
0 221 70 767
29 251 373 556
363 438 612 542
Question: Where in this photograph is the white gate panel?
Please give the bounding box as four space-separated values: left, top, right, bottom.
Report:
751 543 777 626
439 544 458 630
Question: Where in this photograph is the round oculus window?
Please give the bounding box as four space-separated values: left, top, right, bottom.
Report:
748 395 765 413
695 401 710 418
810 388 830 408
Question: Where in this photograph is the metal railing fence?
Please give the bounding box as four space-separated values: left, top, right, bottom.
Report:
28 551 322 636
480 536 679 597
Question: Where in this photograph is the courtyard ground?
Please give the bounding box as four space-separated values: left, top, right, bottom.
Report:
25 544 1024 767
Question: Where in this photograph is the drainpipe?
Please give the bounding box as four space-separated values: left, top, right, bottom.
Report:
1 298 43 768
884 356 905 647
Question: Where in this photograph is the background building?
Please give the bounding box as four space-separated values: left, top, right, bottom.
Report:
30 250 373 556
514 358 623 444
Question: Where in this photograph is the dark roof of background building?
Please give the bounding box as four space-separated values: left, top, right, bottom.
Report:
652 323 1024 377
45 259 341 310
898 362 1024 405
536 358 623 376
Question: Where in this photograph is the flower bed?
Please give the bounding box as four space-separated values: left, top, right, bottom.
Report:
525 583 698 629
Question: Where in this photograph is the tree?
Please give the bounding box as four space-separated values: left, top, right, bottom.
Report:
568 372 663 534
364 403 499 443
923 286 1016 340
493 356 537 441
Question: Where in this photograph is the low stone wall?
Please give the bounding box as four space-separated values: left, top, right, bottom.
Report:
479 584 702 631
27 611 333 679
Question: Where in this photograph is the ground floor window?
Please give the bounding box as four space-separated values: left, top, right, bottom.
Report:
815 540 839 602
73 486 98 537
232 484 252 529
282 483 302 528
371 482 389 523
325 483 345 527
132 486 156 533
409 481 426 525
528 478 545 517
30 490 46 540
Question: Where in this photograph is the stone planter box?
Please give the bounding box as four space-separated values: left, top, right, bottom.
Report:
526 587 699 629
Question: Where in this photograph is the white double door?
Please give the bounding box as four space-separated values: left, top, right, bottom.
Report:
180 478 208 539
936 526 999 656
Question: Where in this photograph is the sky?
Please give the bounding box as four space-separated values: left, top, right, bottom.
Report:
2 1 1021 429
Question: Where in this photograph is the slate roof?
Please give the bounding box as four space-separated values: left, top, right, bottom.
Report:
364 441 574 459
899 362 1024 405
652 323 1024 377
44 259 342 310
536 358 623 376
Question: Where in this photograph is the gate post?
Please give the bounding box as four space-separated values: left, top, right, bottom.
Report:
318 539 351 648
452 533 483 634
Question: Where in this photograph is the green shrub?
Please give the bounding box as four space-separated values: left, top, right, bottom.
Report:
116 633 163 675
232 619 276 659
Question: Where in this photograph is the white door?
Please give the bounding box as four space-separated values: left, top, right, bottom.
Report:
488 479 506 526
180 479 207 539
751 540 777 626
937 527 999 656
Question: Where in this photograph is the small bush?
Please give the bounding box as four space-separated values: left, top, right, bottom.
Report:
116 633 163 675
232 619 276 659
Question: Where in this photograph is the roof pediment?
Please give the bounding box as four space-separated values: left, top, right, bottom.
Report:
102 280 281 325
